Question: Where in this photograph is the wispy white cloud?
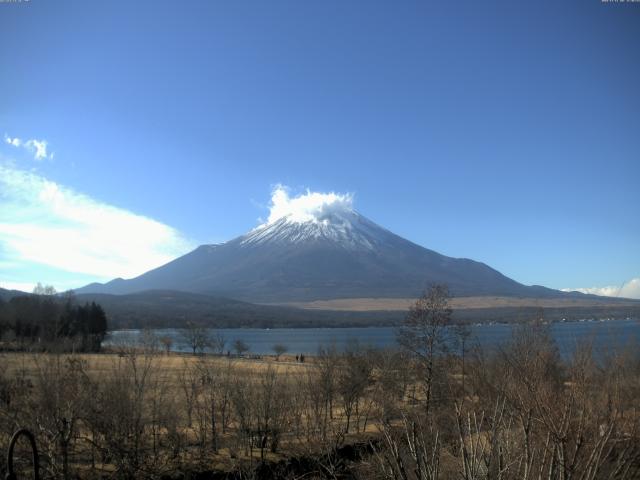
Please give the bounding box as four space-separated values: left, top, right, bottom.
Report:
4 135 21 147
24 139 50 160
265 184 354 224
0 165 194 289
4 134 53 160
562 278 640 300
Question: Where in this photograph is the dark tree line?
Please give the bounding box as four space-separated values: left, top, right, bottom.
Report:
0 292 107 352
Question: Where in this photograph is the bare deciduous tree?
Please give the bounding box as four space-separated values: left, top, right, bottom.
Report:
159 335 173 354
337 349 372 434
273 343 288 361
398 284 452 414
233 339 250 357
181 321 210 355
211 331 226 355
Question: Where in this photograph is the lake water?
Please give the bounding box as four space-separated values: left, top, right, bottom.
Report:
106 318 640 359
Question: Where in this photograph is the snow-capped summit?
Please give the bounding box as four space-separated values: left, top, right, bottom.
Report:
238 186 399 250
240 210 392 250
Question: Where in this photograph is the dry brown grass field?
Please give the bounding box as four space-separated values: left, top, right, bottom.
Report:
1 318 639 479
0 348 388 479
1 351 312 379
269 296 640 311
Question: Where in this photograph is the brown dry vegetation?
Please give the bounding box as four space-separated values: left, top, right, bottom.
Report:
270 297 640 312
1 309 639 479
0 344 395 479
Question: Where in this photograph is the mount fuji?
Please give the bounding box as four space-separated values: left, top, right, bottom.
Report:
76 206 571 303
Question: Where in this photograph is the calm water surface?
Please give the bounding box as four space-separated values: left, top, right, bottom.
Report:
106 318 640 358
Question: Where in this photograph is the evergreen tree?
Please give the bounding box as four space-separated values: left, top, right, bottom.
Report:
0 292 108 352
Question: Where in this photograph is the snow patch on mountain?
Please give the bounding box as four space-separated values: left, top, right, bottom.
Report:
241 209 393 250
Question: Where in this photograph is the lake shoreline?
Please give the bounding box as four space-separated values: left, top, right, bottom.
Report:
105 318 640 359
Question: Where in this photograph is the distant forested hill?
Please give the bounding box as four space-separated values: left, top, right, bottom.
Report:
75 289 640 329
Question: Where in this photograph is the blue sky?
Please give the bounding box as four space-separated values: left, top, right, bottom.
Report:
0 0 638 297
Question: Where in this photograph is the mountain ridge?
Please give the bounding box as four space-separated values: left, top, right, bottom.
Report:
72 289 640 329
74 210 618 303
2 287 638 330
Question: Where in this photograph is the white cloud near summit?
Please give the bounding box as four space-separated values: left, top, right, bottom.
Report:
4 134 53 160
265 185 354 224
0 165 193 285
562 278 640 300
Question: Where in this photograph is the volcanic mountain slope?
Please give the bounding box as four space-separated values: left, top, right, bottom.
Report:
76 209 582 302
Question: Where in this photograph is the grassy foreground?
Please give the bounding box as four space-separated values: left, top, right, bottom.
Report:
1 322 639 479
0 347 388 479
